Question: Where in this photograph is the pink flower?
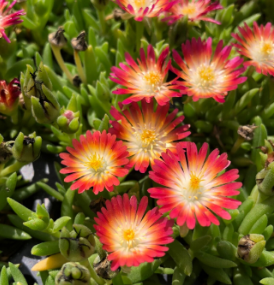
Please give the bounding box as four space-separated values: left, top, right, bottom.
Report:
0 0 25 43
114 0 176 21
110 45 181 106
94 194 174 270
148 142 242 229
164 0 223 25
172 37 247 103
109 99 190 173
232 22 274 76
60 131 129 194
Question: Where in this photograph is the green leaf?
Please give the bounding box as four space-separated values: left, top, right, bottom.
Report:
0 224 31 240
9 263 28 285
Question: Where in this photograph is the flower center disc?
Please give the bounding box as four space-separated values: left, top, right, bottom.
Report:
132 0 146 9
189 174 202 192
123 229 135 241
182 4 196 16
143 71 162 93
140 129 156 147
86 153 104 171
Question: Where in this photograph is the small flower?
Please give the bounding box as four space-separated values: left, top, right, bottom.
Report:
60 130 129 194
172 38 247 103
114 0 175 21
0 0 25 43
164 0 223 25
0 79 21 115
110 45 181 106
148 142 242 229
232 22 274 76
109 99 191 173
94 194 174 271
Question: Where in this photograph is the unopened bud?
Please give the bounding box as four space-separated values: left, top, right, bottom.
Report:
237 124 258 141
48 27 67 48
11 132 42 163
60 225 95 262
71 32 87 51
93 254 119 280
237 234 265 263
57 110 80 134
0 79 21 116
256 162 274 196
55 262 91 285
72 75 82 87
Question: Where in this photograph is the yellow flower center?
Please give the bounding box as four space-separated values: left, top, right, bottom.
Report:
86 153 104 171
123 229 135 241
143 71 162 86
132 0 146 9
198 66 215 84
189 174 202 191
182 4 196 16
140 129 156 147
261 42 273 55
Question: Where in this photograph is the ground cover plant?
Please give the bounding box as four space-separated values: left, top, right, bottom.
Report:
1 0 274 284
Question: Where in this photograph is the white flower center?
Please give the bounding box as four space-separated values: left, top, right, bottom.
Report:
84 153 106 173
252 40 274 64
141 71 163 94
181 172 205 202
181 3 197 16
130 0 155 10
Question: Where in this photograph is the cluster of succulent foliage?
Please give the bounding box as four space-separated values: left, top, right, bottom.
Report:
3 0 274 285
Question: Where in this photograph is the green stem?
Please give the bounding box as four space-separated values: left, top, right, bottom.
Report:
231 136 245 154
74 50 87 84
80 259 105 285
136 21 144 52
0 161 26 177
97 10 106 34
50 45 74 84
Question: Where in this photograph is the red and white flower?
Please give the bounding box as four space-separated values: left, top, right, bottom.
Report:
94 194 174 270
110 45 181 106
232 22 274 76
114 0 176 21
148 142 242 229
109 99 191 173
0 78 21 115
172 37 247 103
0 0 25 43
164 0 222 25
60 131 129 194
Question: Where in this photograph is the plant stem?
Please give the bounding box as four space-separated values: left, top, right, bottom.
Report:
81 259 105 285
136 21 144 52
50 45 74 84
74 50 87 84
0 161 26 177
231 136 244 154
97 10 106 34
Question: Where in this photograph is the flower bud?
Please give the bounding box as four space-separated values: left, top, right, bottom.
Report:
60 225 95 262
0 79 21 116
256 162 274 196
237 124 258 141
11 132 42 163
48 27 67 49
93 254 119 280
237 234 265 264
71 32 87 52
31 83 60 124
57 110 80 134
55 262 91 285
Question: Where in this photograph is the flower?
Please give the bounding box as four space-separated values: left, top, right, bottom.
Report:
109 99 191 173
164 0 223 25
110 45 182 106
94 194 174 270
232 22 274 76
113 0 175 21
60 130 129 194
148 142 242 229
172 37 247 103
0 0 25 43
0 79 21 115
